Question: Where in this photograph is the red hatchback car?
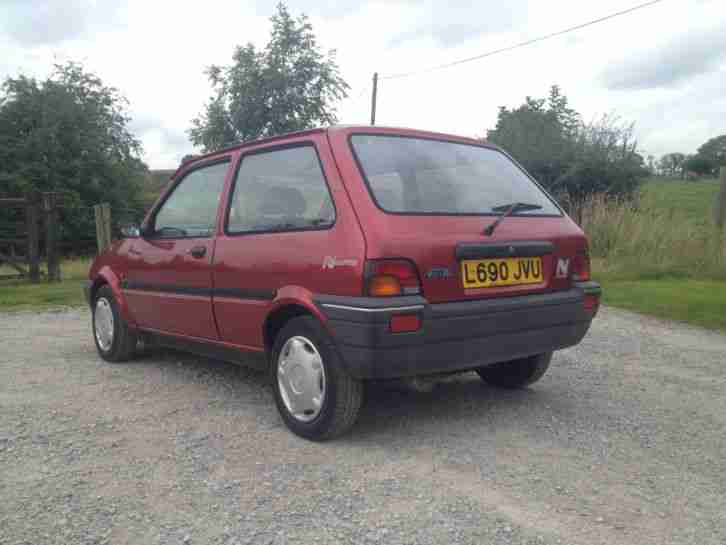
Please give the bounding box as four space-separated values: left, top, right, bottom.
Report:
84 126 601 440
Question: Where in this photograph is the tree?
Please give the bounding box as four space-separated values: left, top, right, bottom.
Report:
189 3 349 151
554 114 644 201
0 62 147 243
486 86 645 201
646 154 656 175
697 135 726 168
658 153 686 178
683 154 716 177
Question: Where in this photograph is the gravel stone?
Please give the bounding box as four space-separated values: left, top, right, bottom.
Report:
0 306 725 544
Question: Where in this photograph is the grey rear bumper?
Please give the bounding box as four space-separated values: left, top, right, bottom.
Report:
315 283 599 379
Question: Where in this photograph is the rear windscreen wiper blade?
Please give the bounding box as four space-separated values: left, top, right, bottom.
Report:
483 202 542 236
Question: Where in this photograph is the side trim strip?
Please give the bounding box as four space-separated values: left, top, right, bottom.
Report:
121 280 276 301
213 287 276 300
321 303 425 313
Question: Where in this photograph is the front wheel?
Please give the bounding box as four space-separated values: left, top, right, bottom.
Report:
476 352 552 389
271 316 363 441
92 285 137 363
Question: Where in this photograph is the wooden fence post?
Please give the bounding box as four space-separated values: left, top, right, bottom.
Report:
26 197 40 283
715 167 726 230
94 202 112 253
43 192 61 282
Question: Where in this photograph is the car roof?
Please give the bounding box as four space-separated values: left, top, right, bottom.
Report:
174 126 493 178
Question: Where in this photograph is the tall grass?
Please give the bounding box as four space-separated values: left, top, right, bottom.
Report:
574 194 726 281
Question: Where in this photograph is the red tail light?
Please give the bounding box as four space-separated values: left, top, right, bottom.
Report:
390 314 421 333
365 259 421 297
572 248 591 282
583 294 599 313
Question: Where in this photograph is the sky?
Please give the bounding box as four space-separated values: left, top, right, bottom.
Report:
1 0 724 169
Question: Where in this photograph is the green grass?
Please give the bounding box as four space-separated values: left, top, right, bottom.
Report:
586 176 726 331
639 176 721 222
597 277 726 332
0 258 90 311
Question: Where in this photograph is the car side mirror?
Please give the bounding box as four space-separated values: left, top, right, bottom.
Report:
121 224 141 238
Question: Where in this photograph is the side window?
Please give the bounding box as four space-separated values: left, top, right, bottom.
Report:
368 172 404 210
153 161 229 238
227 145 335 234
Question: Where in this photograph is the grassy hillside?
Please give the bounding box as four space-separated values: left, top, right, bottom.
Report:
639 176 721 223
589 175 726 331
0 259 90 311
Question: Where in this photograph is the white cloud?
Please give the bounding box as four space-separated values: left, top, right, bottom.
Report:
1 0 725 167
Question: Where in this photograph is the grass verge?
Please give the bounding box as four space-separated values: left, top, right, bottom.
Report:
0 259 90 312
586 176 726 332
596 274 726 333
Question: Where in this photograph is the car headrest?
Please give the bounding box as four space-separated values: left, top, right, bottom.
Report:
260 186 307 217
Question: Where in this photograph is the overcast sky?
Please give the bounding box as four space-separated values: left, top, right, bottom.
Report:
1 0 725 169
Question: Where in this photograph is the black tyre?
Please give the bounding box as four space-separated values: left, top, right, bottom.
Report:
92 285 137 363
271 316 363 441
476 352 552 389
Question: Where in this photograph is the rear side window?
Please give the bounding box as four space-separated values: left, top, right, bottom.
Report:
350 135 560 215
227 145 335 234
153 160 229 237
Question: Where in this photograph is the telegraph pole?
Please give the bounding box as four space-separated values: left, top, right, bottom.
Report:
370 72 378 125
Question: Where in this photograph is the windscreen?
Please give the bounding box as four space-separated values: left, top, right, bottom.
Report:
350 135 561 215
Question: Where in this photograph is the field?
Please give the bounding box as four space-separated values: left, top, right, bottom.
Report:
0 259 89 310
589 176 725 331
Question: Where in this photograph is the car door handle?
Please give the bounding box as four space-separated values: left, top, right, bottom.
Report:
188 246 207 259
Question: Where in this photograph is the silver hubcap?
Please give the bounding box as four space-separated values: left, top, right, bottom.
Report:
94 298 114 351
277 336 326 422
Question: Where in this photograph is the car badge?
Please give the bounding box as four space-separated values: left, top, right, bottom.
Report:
426 267 451 280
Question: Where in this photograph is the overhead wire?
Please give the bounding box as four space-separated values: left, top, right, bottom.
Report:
379 0 668 80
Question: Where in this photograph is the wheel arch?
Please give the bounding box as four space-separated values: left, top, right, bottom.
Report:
263 287 329 352
91 267 135 326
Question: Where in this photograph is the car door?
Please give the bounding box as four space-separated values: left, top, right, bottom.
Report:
212 137 365 348
123 158 231 339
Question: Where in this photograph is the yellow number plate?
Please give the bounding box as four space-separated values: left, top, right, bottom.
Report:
461 257 543 288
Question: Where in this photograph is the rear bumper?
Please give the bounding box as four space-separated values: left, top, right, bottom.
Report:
315 282 600 379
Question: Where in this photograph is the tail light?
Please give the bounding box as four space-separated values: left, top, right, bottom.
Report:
390 314 421 333
572 248 591 282
365 259 421 297
583 294 599 313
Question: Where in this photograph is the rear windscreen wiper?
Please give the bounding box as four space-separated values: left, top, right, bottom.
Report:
483 202 542 236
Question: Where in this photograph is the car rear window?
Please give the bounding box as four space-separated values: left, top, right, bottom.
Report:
349 135 561 215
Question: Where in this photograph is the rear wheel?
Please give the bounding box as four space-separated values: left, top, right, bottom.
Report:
92 285 137 363
271 316 363 441
476 352 552 389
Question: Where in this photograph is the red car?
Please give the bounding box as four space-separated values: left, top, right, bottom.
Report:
84 126 600 440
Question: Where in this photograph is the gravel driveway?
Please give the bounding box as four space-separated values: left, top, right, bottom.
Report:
1 306 725 545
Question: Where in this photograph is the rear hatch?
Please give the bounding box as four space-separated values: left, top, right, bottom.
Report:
366 214 583 304
346 133 586 304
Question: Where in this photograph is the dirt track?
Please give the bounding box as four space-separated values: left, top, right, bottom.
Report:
1 306 725 545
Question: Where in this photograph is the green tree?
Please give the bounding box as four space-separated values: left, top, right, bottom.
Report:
0 62 147 243
189 3 349 151
486 86 645 201
658 153 686 178
486 86 579 190
696 135 726 168
683 154 716 177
